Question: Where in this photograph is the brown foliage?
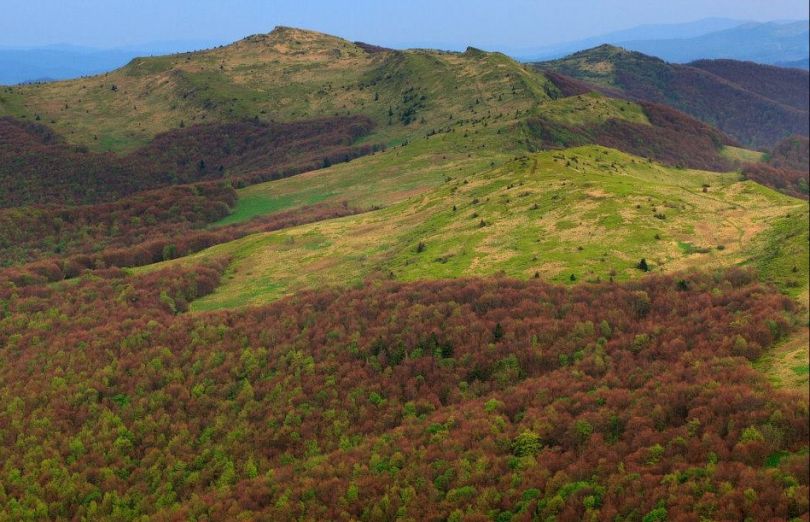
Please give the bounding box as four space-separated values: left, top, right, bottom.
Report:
527 100 734 171
0 182 236 265
0 115 377 207
768 135 810 172
741 162 809 199
0 202 362 284
0 266 805 520
690 59 809 113
735 135 809 199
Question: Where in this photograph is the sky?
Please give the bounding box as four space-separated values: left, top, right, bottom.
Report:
2 0 808 50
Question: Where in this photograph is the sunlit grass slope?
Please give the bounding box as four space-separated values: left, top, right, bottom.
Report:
135 145 805 311
215 121 522 226
214 91 666 226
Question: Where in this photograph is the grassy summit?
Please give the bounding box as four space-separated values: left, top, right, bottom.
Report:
0 27 555 152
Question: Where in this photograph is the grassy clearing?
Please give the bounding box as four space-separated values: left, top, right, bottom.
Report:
721 145 765 164
744 205 810 302
755 328 809 397
536 92 650 127
136 146 806 311
213 124 520 226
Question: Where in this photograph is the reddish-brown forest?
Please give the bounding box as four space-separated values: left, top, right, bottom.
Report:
0 263 806 520
539 49 809 149
0 202 361 286
527 100 735 172
740 135 810 200
0 115 377 207
742 163 809 200
690 59 810 113
0 182 236 266
768 135 810 172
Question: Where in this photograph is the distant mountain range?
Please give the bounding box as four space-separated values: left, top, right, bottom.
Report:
514 19 809 68
2 18 807 85
509 17 747 60
622 21 809 65
0 40 225 85
535 45 810 149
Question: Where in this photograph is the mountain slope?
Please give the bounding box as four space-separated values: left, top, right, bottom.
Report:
0 115 375 207
0 27 556 153
741 135 810 199
528 95 734 171
514 19 808 66
776 57 810 69
2 257 806 520
1 25 765 262
511 17 748 61
132 145 806 310
768 135 810 171
0 26 808 521
0 260 806 520
689 58 810 111
536 45 810 149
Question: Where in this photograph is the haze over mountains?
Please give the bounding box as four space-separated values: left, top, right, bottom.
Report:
2 18 807 85
0 40 226 85
517 19 810 66
623 20 810 65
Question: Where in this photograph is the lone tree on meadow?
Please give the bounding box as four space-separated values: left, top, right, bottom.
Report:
637 258 649 272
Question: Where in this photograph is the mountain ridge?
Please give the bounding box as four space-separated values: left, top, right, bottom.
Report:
535 45 810 149
516 19 809 66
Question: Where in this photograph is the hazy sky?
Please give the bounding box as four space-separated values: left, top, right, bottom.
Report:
3 0 808 50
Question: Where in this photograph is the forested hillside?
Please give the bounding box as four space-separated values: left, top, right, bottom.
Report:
536 45 810 149
0 262 806 520
0 115 375 207
528 95 733 171
690 59 810 111
741 135 810 199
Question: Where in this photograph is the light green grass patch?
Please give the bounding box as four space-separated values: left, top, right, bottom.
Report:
721 145 765 164
537 92 649 127
138 146 807 311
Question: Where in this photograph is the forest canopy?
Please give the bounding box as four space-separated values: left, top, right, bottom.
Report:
0 263 806 520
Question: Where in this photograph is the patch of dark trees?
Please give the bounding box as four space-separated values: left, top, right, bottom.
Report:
0 114 378 207
527 100 735 172
539 54 809 149
0 200 362 286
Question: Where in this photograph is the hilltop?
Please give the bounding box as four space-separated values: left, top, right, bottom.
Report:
535 45 810 149
0 26 556 153
0 28 764 206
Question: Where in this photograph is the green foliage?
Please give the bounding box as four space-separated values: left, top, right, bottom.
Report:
643 506 668 522
512 431 542 457
740 426 765 443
